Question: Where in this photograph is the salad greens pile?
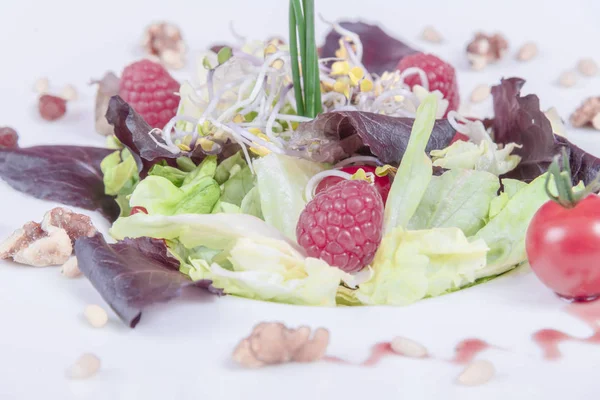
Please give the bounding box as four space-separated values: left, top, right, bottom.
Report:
2 18 600 328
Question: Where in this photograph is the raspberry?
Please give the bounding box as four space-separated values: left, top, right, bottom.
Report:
315 165 392 203
0 127 18 149
296 180 384 273
119 59 180 129
397 53 460 114
38 95 67 121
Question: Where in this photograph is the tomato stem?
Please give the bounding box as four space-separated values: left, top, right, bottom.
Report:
545 148 600 208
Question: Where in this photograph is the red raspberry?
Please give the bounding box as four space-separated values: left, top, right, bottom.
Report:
38 95 67 121
0 127 18 149
315 165 392 203
397 53 459 114
119 59 180 129
296 180 384 273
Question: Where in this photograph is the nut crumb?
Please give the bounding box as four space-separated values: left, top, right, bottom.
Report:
61 257 81 278
33 77 49 94
570 96 600 127
470 84 491 103
457 360 495 386
577 58 598 77
232 322 330 368
516 42 538 62
592 114 600 131
558 71 577 88
466 32 508 70
84 305 108 328
91 72 120 136
142 22 186 69
0 208 96 267
421 26 443 43
61 84 78 101
66 353 101 380
390 337 428 358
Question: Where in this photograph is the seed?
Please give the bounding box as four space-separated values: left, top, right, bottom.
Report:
61 84 78 101
558 71 577 88
61 257 81 278
84 304 108 328
577 58 598 77
517 42 538 61
470 84 491 103
66 353 101 379
390 337 428 358
33 77 49 94
421 26 443 43
592 114 600 131
456 360 495 386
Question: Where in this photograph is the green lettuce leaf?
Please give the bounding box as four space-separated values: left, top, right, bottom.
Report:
488 179 527 219
471 173 550 279
384 94 437 232
220 164 254 206
240 186 263 219
128 156 220 215
214 152 246 184
148 164 187 187
356 227 489 305
407 169 500 236
100 148 139 196
254 153 326 240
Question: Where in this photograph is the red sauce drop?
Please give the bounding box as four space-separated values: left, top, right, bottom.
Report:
361 342 394 366
532 299 600 360
450 338 490 364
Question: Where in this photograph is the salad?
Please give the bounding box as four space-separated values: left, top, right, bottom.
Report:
2 1 600 328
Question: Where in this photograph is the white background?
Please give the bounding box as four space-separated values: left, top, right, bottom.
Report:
1 0 600 399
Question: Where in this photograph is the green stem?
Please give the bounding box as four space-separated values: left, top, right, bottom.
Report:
303 0 321 117
288 2 305 116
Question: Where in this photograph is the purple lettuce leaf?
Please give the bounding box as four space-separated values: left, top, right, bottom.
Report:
290 111 455 164
321 21 418 75
75 233 220 328
491 77 600 184
106 96 181 172
0 145 119 221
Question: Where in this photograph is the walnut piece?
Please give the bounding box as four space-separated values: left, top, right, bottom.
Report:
466 32 508 70
0 207 96 267
141 22 186 69
92 72 120 136
570 96 600 128
232 322 330 368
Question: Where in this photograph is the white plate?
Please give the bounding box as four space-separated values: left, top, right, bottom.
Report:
1 0 600 398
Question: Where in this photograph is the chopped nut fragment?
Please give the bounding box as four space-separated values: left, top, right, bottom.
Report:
61 257 82 278
33 77 49 94
466 32 508 70
0 208 96 267
470 84 491 103
84 305 108 328
91 72 120 136
60 84 78 101
142 22 186 69
593 114 600 131
457 360 495 386
558 71 577 88
421 26 443 43
66 353 101 380
232 322 330 368
41 207 97 245
516 42 538 62
390 337 428 358
577 58 598 77
570 96 600 127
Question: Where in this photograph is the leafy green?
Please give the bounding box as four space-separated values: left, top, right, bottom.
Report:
356 227 489 305
214 152 247 184
253 153 326 239
128 157 220 216
148 164 187 187
488 179 527 219
407 169 500 236
471 173 550 279
100 148 139 196
383 94 437 232
220 165 254 206
240 186 263 219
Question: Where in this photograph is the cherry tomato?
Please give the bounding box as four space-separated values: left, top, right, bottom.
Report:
315 165 391 203
526 194 600 300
